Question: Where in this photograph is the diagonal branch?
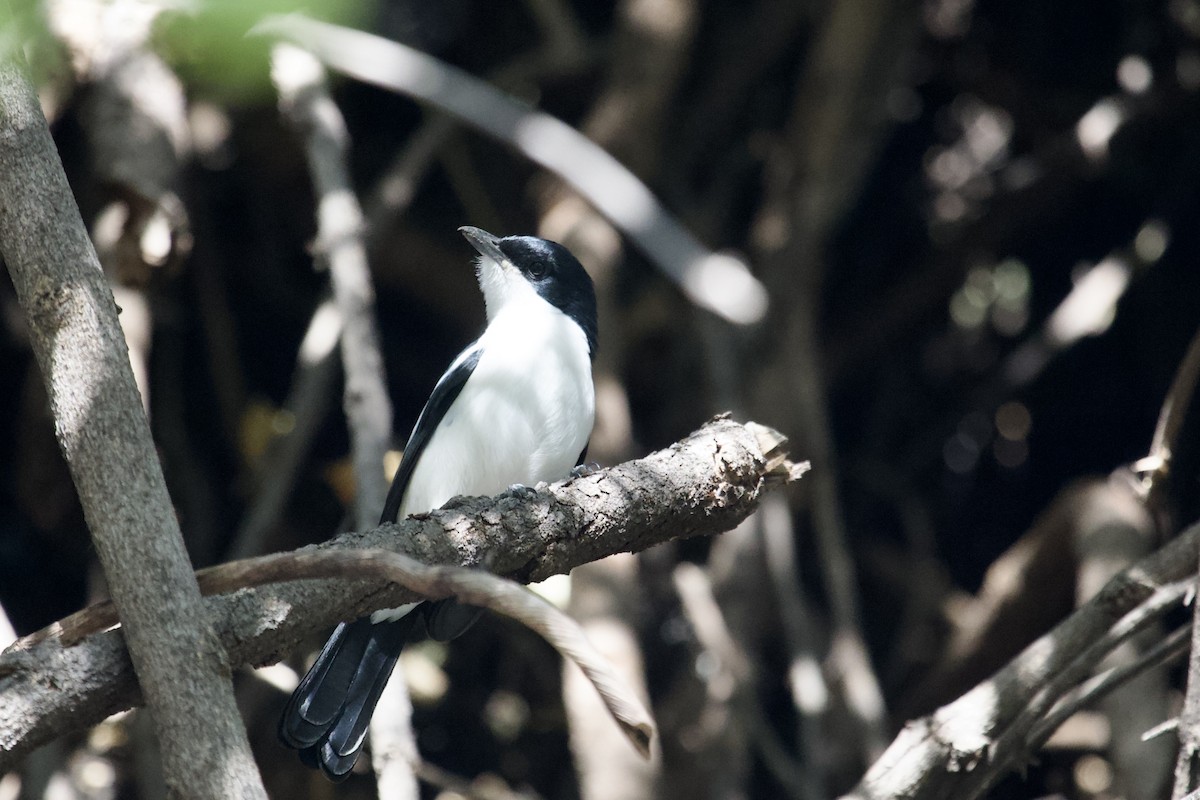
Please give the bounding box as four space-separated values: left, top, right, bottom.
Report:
0 416 807 769
0 44 266 798
1033 623 1190 750
843 521 1200 800
1174 549 1200 797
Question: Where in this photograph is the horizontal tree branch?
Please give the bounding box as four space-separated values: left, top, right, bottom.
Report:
0 416 806 768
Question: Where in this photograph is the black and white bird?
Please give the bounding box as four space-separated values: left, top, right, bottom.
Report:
279 226 597 780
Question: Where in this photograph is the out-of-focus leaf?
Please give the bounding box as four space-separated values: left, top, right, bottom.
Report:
152 0 373 101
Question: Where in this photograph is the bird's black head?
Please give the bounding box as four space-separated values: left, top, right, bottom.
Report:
460 227 598 357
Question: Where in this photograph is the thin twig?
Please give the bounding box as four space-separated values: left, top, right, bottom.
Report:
1073 473 1167 800
80 548 657 755
250 13 768 326
673 562 814 800
204 547 657 757
364 114 457 236
1175 551 1200 798
272 43 393 526
268 59 413 794
370 659 420 800
795 306 889 759
757 494 829 798
1031 623 1190 748
750 0 921 766
1001 254 1137 391
563 588 658 800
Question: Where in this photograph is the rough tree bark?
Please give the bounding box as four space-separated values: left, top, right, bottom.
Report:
1173 546 1200 798
0 52 266 798
0 416 804 769
843 522 1200 800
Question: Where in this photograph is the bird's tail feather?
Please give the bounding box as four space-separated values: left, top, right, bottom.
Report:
279 614 417 780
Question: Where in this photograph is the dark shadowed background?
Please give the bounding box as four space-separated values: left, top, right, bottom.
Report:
3 0 1200 797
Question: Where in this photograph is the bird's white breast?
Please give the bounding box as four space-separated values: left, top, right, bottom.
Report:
397 296 595 520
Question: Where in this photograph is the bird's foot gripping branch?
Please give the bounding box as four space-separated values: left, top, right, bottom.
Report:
0 415 808 769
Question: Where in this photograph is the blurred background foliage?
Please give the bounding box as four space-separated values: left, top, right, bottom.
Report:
153 0 371 99
3 0 1200 798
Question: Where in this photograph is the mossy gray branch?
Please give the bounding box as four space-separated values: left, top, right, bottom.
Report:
0 416 805 768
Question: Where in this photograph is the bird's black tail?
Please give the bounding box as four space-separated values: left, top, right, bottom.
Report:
279 614 418 780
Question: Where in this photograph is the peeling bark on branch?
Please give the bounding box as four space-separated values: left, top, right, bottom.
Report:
0 416 805 768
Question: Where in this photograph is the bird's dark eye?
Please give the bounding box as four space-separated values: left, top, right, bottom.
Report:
527 261 549 279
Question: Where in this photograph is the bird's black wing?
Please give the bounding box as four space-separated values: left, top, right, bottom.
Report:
280 340 485 779
380 340 483 524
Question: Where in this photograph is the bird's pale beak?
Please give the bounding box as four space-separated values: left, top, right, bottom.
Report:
459 226 508 265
